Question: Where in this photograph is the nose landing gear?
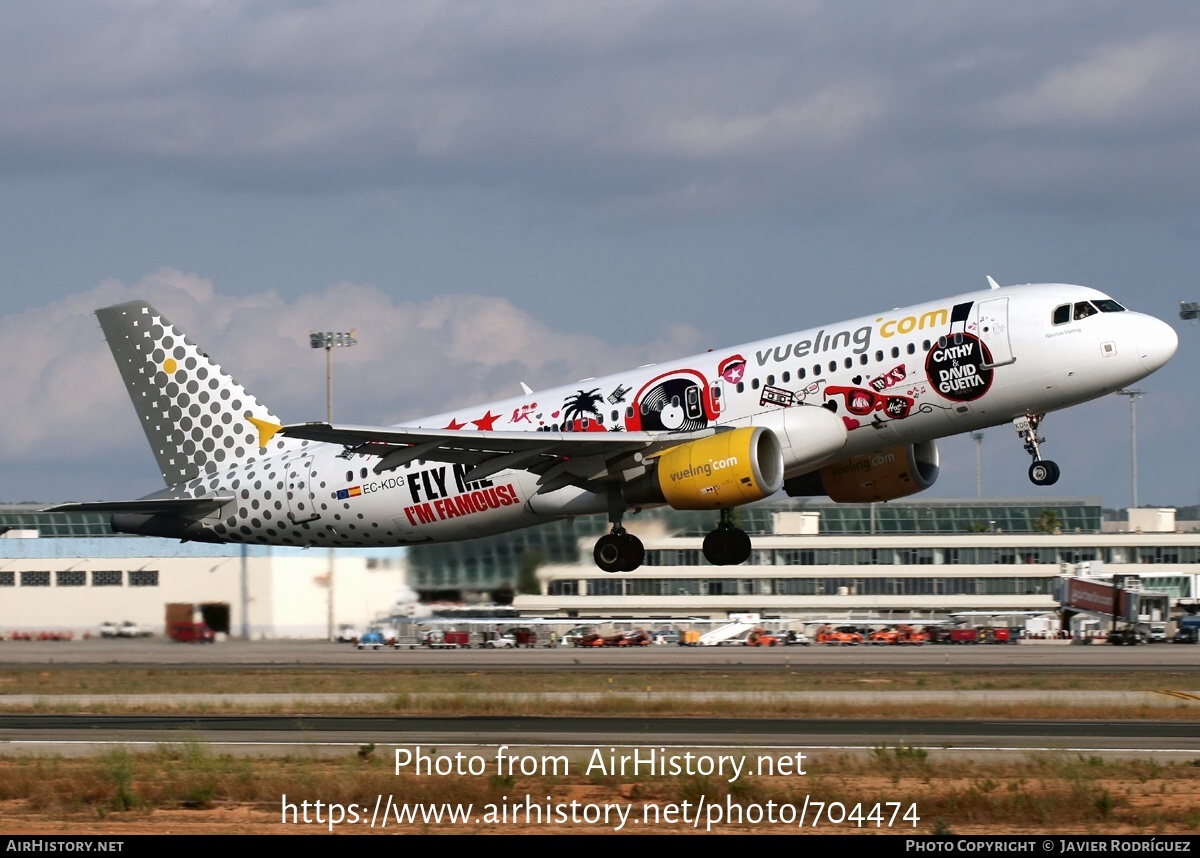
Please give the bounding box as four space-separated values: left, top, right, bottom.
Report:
1014 413 1060 486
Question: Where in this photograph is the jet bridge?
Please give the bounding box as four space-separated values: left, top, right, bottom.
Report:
1054 574 1170 641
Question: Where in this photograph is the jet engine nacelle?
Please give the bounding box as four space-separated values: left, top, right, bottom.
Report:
783 440 940 503
624 426 783 510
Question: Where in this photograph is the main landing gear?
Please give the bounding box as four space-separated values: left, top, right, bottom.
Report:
593 525 644 573
594 486 645 573
1014 413 1060 486
592 500 754 572
702 508 752 566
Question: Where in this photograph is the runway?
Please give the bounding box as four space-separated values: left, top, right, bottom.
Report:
3 637 1198 670
2 638 1196 761
4 713 1199 760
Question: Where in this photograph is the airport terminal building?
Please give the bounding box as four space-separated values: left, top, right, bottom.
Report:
0 506 407 639
509 499 1198 621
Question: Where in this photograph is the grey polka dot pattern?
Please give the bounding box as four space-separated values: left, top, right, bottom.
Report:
92 301 418 549
96 302 284 487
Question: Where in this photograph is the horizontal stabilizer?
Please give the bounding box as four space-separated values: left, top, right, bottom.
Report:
43 495 235 518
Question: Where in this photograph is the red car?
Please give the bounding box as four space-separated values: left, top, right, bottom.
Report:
169 621 215 643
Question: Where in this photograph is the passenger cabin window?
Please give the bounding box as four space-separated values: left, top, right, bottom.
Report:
1053 304 1071 325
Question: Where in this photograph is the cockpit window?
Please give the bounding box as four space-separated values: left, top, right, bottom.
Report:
1094 299 1125 312
1073 301 1098 320
1053 304 1070 325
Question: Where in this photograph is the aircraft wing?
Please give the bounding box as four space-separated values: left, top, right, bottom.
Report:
280 421 716 492
42 495 236 517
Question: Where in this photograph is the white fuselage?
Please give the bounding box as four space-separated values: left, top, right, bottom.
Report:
155 283 1176 548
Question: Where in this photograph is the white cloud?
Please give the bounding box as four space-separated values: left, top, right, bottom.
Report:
988 34 1200 128
0 270 705 466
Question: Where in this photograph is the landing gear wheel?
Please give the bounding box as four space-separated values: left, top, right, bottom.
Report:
1015 413 1061 487
593 529 645 573
703 528 731 565
594 534 624 573
703 526 752 565
617 531 644 571
726 527 751 564
1028 460 1060 486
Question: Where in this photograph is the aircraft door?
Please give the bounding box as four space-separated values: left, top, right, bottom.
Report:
976 298 1015 367
285 454 320 524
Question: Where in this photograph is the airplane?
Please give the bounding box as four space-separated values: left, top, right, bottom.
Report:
46 279 1177 573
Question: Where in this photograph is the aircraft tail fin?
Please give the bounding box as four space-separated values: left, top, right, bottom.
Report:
96 301 282 487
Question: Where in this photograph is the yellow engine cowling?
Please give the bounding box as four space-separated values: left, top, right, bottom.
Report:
624 426 784 510
783 441 939 503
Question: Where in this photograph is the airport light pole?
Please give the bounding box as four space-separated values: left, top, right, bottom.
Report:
310 329 358 422
310 329 357 640
1115 389 1144 511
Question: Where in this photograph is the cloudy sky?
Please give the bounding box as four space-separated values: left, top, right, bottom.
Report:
2 1 1198 510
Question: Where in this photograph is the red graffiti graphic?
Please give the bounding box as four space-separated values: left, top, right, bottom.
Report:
824 386 913 420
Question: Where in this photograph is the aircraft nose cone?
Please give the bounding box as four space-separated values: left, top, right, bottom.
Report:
1137 316 1178 373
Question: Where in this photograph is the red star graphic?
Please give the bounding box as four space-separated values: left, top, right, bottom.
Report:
443 418 466 430
471 410 500 430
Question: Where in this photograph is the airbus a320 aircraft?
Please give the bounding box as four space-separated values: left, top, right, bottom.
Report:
48 280 1177 572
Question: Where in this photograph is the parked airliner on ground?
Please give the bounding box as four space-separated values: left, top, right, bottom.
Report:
48 279 1177 572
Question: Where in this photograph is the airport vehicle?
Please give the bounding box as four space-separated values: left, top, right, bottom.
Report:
867 624 927 645
116 621 152 638
947 628 979 645
1172 628 1198 644
743 629 778 647
816 625 864 646
507 627 538 648
357 629 387 650
1106 627 1145 646
420 629 468 649
47 282 1176 572
168 621 215 643
484 633 517 649
776 629 812 646
560 626 595 646
98 621 119 639
1147 623 1168 643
